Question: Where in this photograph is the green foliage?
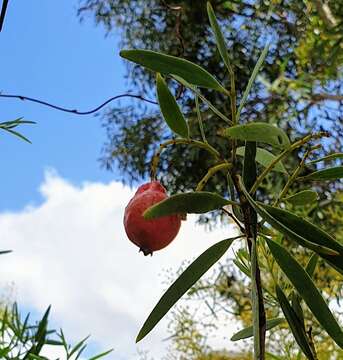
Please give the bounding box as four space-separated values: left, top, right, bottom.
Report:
79 0 343 358
0 302 112 360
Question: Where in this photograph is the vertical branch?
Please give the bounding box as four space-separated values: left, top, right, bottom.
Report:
234 141 266 359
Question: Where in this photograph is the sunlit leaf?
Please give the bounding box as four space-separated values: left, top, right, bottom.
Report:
221 123 290 149
144 192 233 219
156 73 189 138
231 318 284 341
136 237 237 342
236 146 287 173
284 190 318 206
120 49 228 93
276 286 315 360
267 238 343 349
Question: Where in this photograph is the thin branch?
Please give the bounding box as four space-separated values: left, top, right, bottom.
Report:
311 93 343 102
0 0 9 32
0 92 158 115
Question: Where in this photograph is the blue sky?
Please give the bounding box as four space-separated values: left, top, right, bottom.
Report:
1 0 125 211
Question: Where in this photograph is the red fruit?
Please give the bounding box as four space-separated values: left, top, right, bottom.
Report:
124 181 181 255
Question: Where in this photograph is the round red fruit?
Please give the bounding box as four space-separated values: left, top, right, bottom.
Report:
124 181 181 255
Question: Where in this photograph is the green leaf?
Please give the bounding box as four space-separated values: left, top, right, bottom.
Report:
275 285 315 360
240 180 342 259
266 238 343 349
306 253 319 278
156 73 189 138
236 146 287 173
299 166 343 181
237 43 269 118
309 153 343 164
207 2 231 71
136 237 236 342
2 127 32 143
143 192 233 219
242 142 257 193
284 190 318 206
221 122 290 150
87 349 114 360
260 204 343 272
230 318 285 341
120 49 228 93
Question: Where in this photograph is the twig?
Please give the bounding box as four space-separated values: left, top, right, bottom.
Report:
0 92 158 115
0 0 9 32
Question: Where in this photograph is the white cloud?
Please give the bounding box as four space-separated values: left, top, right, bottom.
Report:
0 170 237 359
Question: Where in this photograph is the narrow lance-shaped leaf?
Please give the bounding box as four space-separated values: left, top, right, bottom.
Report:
308 153 343 164
239 179 341 258
237 43 269 118
275 286 315 360
156 73 189 138
221 122 290 150
284 190 318 206
144 192 233 219
236 146 287 173
261 204 343 273
298 166 343 181
231 318 284 341
207 2 231 70
136 237 237 342
267 238 343 349
120 49 228 93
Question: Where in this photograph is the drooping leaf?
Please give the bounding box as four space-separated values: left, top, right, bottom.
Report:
275 286 315 360
144 192 233 219
267 239 343 349
284 190 318 206
309 153 343 164
240 180 342 259
236 146 287 173
261 203 343 272
156 73 189 138
306 253 319 278
221 123 290 149
231 318 284 341
120 49 228 93
290 291 305 329
207 2 231 71
299 166 343 181
136 237 236 342
237 43 269 118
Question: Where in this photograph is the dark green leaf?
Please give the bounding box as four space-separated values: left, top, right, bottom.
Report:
243 141 257 193
240 180 342 259
207 2 231 70
284 190 318 206
120 49 228 93
0 250 12 255
290 291 305 328
144 192 233 219
156 73 189 138
237 146 287 173
221 123 290 149
276 285 315 360
230 318 284 341
2 127 32 143
267 239 343 349
136 237 236 342
261 204 343 272
299 166 343 181
309 153 343 164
